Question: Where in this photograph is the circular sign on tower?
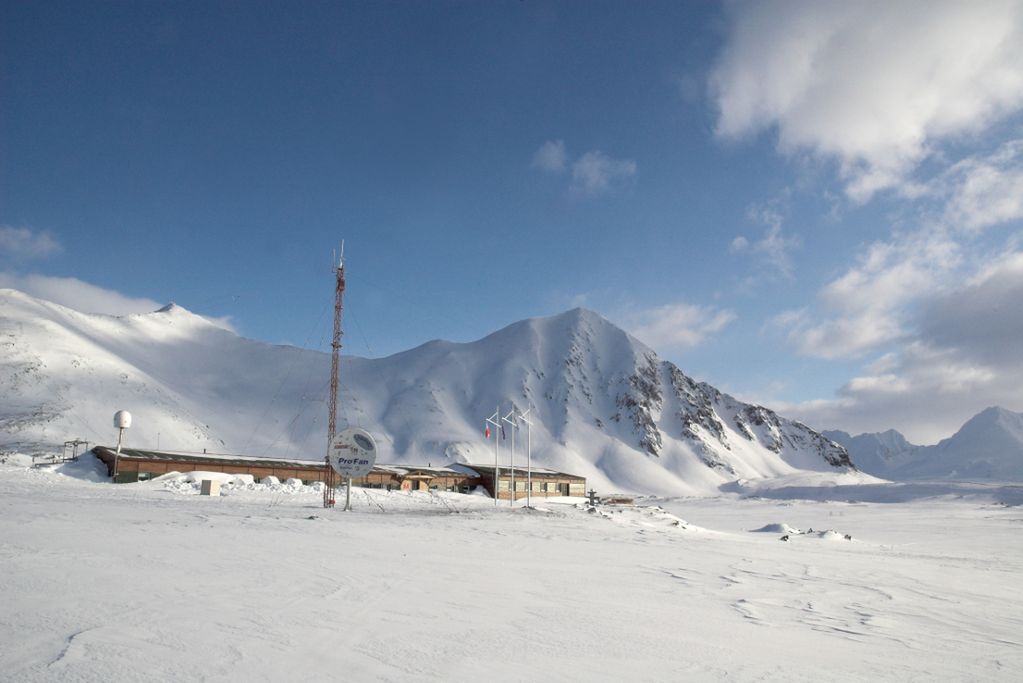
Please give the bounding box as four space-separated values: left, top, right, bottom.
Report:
328 427 378 478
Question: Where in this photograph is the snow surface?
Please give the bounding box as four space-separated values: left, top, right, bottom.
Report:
2 457 1021 681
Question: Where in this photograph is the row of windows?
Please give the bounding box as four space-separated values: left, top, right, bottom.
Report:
498 480 575 492
362 482 474 493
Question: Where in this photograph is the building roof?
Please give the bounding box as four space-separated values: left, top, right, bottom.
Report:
462 464 585 480
92 447 481 479
93 446 327 469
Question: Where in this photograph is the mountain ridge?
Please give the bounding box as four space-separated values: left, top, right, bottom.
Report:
826 406 1023 482
1 289 856 494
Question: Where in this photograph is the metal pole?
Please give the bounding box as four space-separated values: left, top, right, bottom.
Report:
510 419 515 506
486 408 501 505
503 409 517 507
515 409 533 507
345 476 352 511
114 427 124 478
495 415 499 506
524 412 532 508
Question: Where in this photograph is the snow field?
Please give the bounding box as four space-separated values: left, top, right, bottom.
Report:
1 461 1021 681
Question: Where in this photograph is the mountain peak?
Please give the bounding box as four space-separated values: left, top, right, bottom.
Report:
972 406 1019 423
952 406 1023 442
543 306 615 330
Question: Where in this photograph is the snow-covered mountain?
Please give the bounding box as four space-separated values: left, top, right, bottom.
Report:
0 288 853 494
826 407 1023 482
822 428 921 475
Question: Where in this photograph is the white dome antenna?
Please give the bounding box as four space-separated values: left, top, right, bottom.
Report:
112 410 132 480
114 410 132 431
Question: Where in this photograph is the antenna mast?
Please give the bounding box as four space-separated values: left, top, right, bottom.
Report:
324 243 346 508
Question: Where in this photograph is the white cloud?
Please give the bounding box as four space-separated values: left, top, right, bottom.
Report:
533 140 637 197
0 226 62 261
0 272 236 331
626 302 736 351
531 140 567 173
570 151 637 196
729 236 749 252
918 250 1023 364
753 222 800 279
942 139 1023 231
0 272 162 315
712 2 1023 441
769 251 1023 443
820 234 961 313
732 196 801 280
712 0 1023 201
775 308 905 361
775 229 961 358
782 340 1014 444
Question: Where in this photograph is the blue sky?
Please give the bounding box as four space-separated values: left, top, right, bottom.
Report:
3 0 1023 443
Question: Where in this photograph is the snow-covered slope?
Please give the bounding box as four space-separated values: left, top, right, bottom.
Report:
0 289 853 494
827 407 1023 482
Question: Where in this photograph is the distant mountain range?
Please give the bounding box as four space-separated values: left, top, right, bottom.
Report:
825 406 1023 482
0 288 855 495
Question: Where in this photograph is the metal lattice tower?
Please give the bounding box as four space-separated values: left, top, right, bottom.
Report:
324 250 346 508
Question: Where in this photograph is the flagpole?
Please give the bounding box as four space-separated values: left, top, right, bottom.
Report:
495 407 500 506
503 408 517 507
518 408 533 508
486 408 501 506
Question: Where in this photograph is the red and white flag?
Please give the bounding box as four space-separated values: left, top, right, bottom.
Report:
484 425 491 439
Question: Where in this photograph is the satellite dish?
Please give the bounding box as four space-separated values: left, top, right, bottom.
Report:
113 410 132 429
328 427 377 478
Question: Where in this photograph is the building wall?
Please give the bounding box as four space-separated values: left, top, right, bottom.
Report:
493 476 586 500
99 450 582 499
112 457 328 484
353 471 403 489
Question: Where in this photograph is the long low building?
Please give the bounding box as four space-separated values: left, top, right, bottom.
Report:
90 447 585 499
